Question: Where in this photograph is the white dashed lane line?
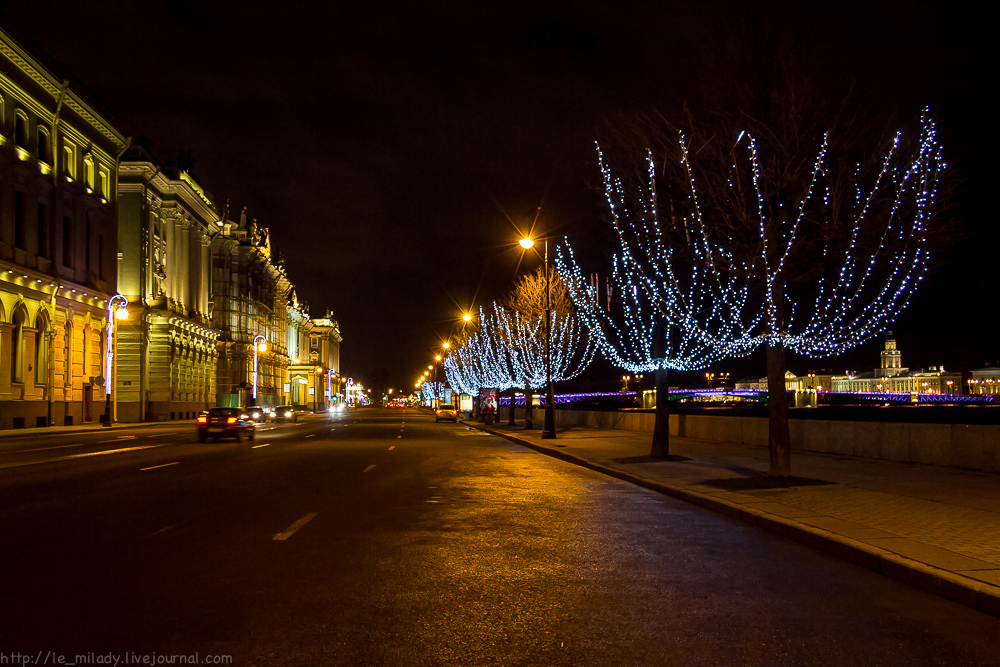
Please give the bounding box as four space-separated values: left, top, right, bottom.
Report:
140 462 179 471
0 445 165 470
273 512 319 541
11 443 85 453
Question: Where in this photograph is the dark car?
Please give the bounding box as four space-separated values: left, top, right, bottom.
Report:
434 404 458 423
271 405 297 422
197 407 256 442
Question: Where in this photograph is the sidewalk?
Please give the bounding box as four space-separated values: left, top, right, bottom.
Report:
0 419 187 442
466 418 1000 618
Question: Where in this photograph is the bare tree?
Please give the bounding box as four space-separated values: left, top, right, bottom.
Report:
594 104 949 476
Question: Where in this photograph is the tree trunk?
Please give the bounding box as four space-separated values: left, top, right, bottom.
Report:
507 388 516 426
766 341 792 476
650 366 670 458
524 378 533 429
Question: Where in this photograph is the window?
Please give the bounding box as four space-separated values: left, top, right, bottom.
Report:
10 310 23 383
14 110 27 148
62 215 72 267
64 323 73 385
84 154 95 192
34 314 48 384
14 191 24 249
37 126 51 166
85 213 92 271
99 168 110 203
62 141 76 180
37 203 48 258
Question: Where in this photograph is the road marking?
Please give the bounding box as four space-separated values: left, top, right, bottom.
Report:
273 512 319 541
11 443 86 453
149 524 178 537
252 443 270 448
363 464 376 473
0 444 165 470
146 432 177 437
116 435 137 439
305 434 315 438
388 446 395 450
397 435 402 439
140 462 179 471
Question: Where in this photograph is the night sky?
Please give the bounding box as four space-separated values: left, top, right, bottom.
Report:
4 0 996 390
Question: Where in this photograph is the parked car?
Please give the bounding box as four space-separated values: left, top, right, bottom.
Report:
271 405 297 422
197 407 255 442
435 404 458 423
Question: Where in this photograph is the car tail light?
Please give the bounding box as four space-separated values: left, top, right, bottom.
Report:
227 417 238 424
197 416 207 424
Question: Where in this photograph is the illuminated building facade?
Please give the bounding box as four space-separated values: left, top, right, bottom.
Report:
969 364 1000 396
831 334 962 394
286 294 342 410
0 26 128 428
116 147 219 421
211 214 290 408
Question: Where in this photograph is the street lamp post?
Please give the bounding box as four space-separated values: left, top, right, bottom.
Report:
434 355 443 408
519 234 556 439
102 294 128 426
252 334 266 406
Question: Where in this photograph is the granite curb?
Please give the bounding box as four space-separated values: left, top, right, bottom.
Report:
465 420 1000 619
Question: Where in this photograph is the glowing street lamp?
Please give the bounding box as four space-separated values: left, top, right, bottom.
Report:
462 312 472 323
519 230 556 439
252 334 267 404
102 294 128 426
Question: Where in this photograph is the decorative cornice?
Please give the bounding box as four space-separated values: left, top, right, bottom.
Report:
119 161 219 226
0 34 127 152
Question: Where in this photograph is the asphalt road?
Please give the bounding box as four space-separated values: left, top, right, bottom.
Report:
1 408 997 666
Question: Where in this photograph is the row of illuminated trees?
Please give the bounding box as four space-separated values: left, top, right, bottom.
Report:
444 106 948 476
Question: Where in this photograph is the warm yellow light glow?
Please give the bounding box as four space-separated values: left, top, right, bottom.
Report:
258 341 267 352
428 365 433 370
519 237 534 249
115 307 129 321
443 342 450 350
435 355 441 361
294 357 300 363
463 313 472 322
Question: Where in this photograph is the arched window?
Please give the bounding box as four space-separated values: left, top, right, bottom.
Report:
37 126 51 165
82 325 92 380
84 154 95 192
34 313 49 385
14 110 27 148
10 310 24 383
64 322 73 386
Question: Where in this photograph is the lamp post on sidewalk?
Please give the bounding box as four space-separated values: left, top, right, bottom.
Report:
102 294 128 426
252 334 267 405
518 232 556 440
